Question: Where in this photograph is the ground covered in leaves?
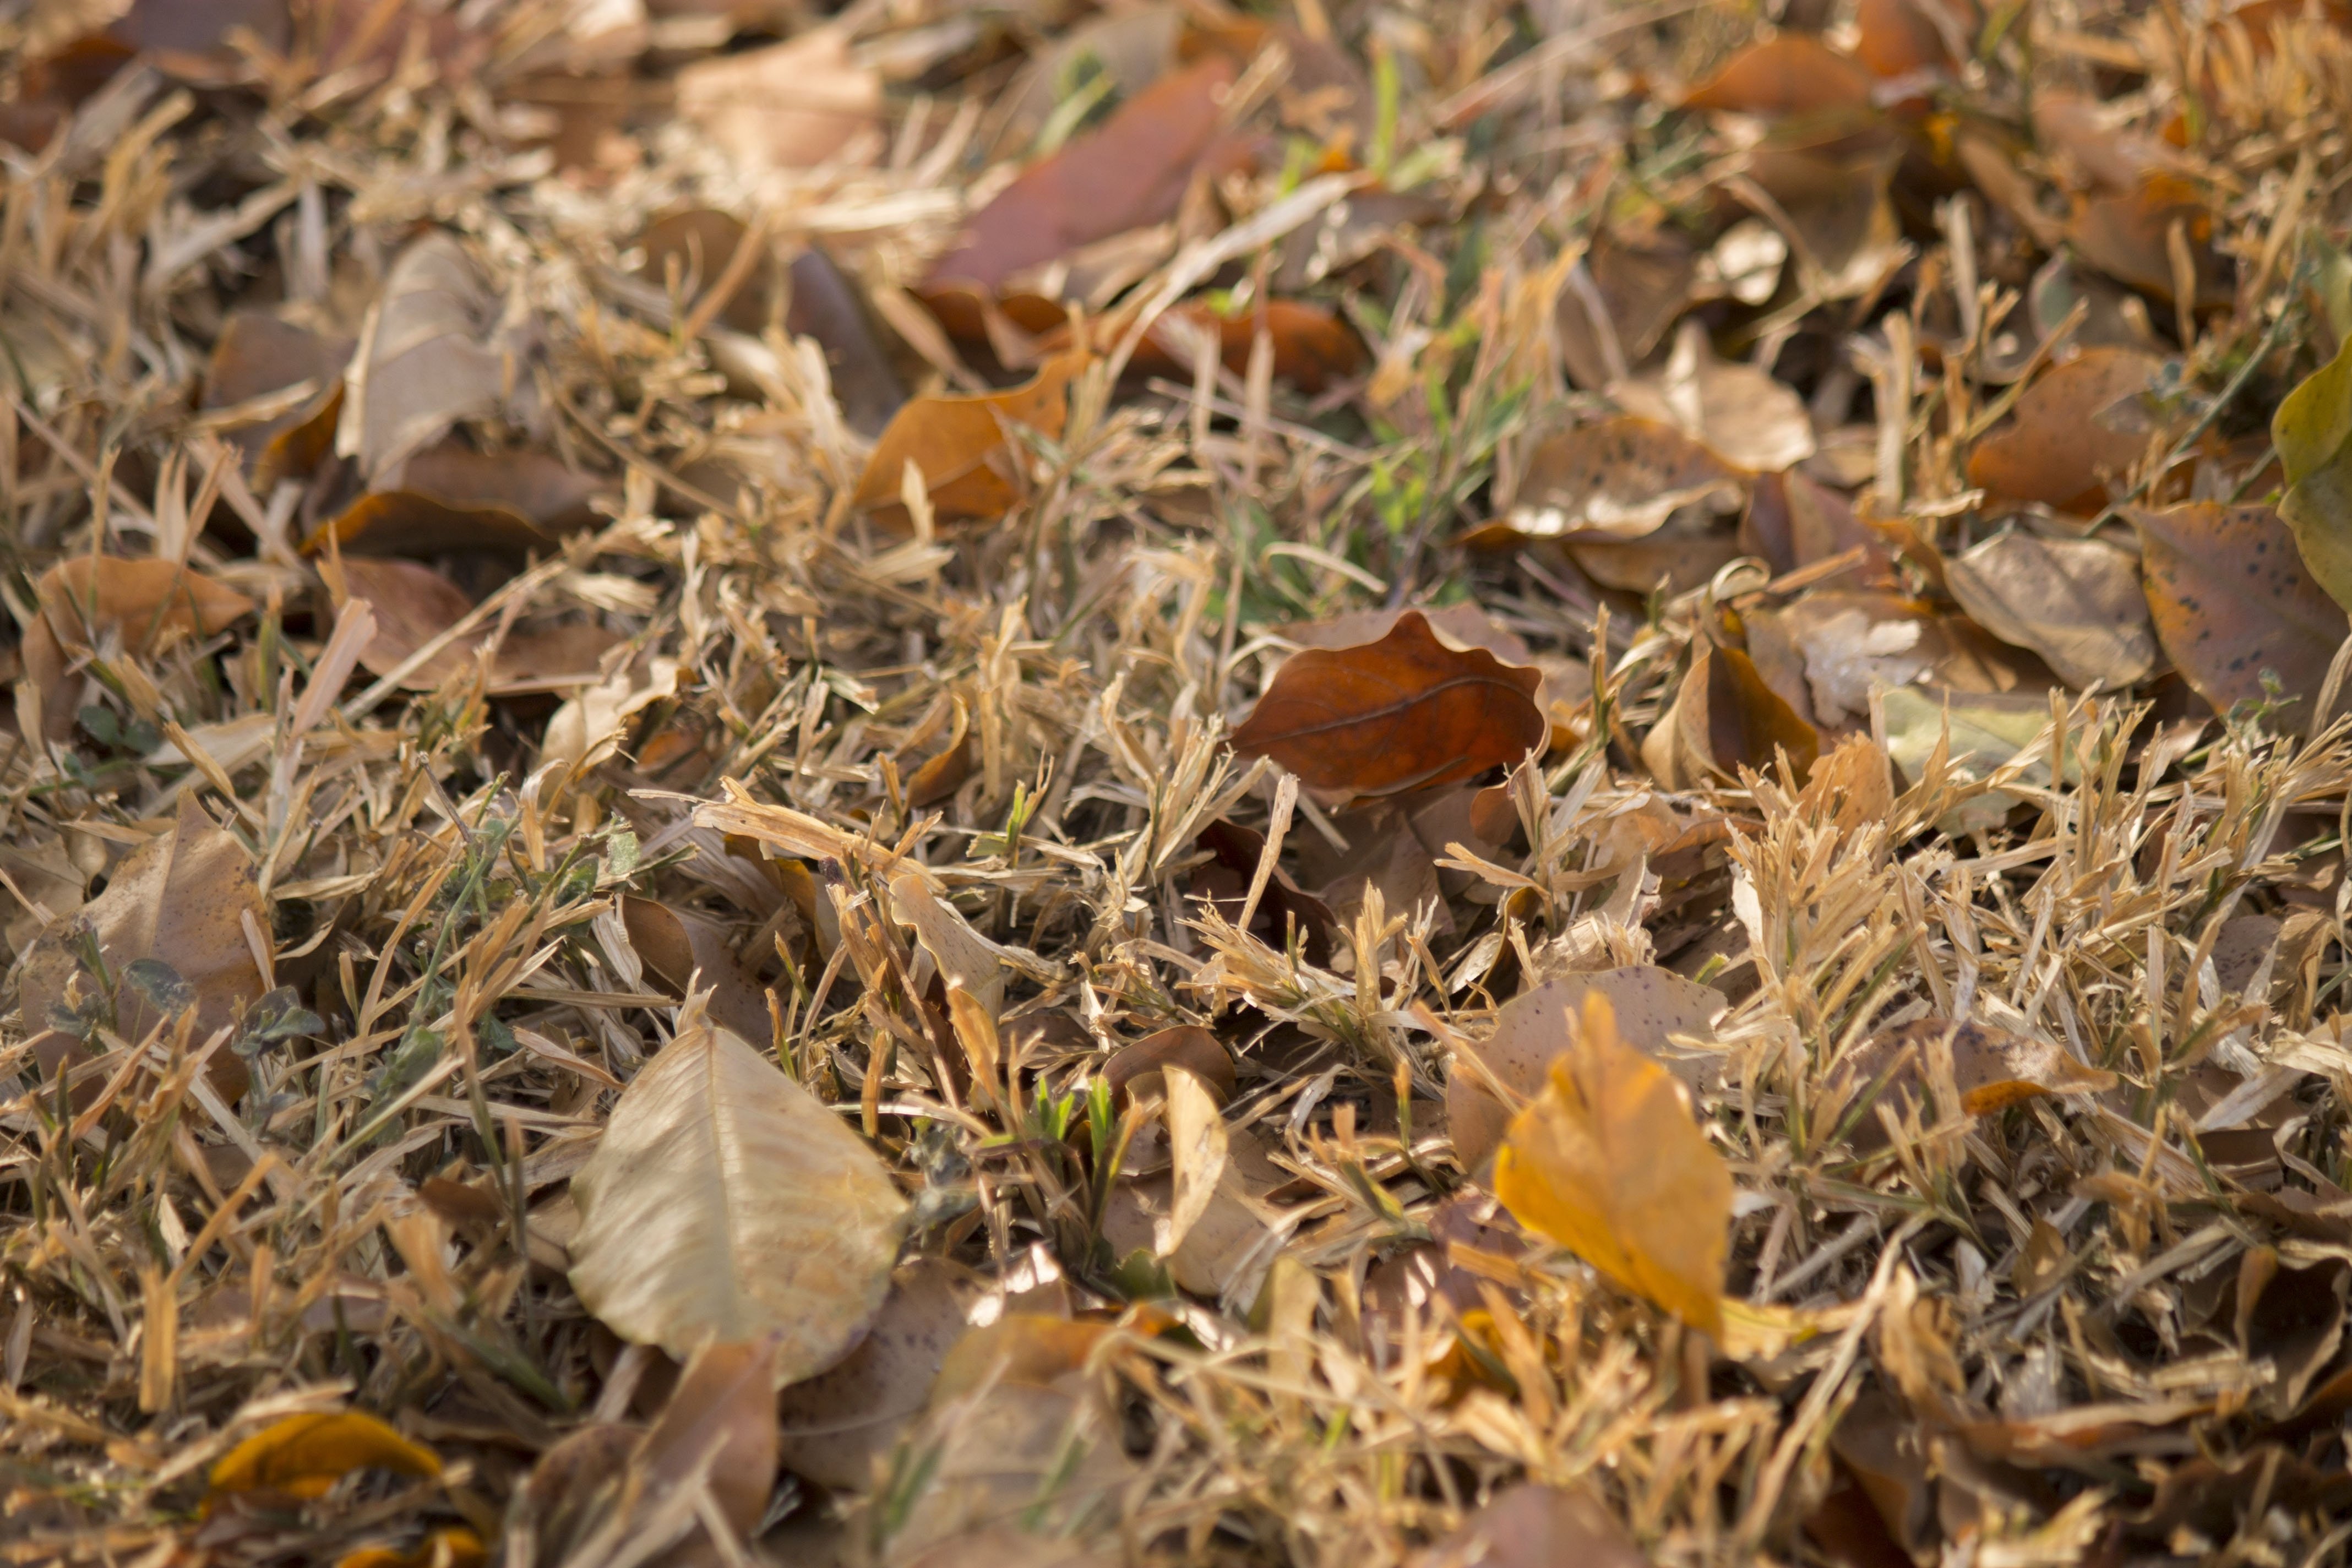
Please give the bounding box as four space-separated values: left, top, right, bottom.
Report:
15 0 2352 1564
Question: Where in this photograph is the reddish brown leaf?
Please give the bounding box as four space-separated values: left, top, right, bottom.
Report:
1966 347 2166 513
2131 502 2348 730
1683 35 1877 117
1131 300 1368 395
2066 175 2234 308
1231 609 1547 796
1854 0 1975 80
1640 642 1820 788
924 56 1242 294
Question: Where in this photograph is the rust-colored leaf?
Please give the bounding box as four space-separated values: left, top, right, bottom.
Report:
1493 992 1732 1335
1966 347 2166 513
1231 609 1547 796
1131 299 1368 395
1683 34 1877 117
2131 502 2346 729
853 356 1078 526
925 56 1242 295
1854 0 1975 80
2066 174 2234 308
34 556 254 658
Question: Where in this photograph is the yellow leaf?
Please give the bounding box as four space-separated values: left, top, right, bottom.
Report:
333 1527 485 1568
1492 993 1731 1335
208 1411 440 1506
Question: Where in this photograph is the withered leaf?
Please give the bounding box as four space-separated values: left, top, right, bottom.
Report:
2131 501 2346 729
620 896 774 1049
1967 347 2166 513
2066 174 2234 308
567 1019 907 1383
1830 1017 2117 1151
1640 641 1820 789
854 355 1077 526
1612 322 1817 473
34 556 254 657
776 1259 981 1490
20 795 264 1070
1231 609 1548 796
1420 1484 1648 1568
1943 531 2156 689
207 1411 439 1506
676 26 880 176
1494 992 1732 1334
1504 416 1745 541
352 232 517 481
1449 968 1728 1173
925 56 1240 295
1683 34 1877 117
2273 328 2352 614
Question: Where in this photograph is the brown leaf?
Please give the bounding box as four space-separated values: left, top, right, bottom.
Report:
1504 416 1745 541
853 355 1077 526
1103 1026 1236 1107
1854 0 1974 79
503 1424 638 1568
2131 502 2346 729
1558 226 1699 392
925 56 1242 295
202 310 352 475
1966 347 2166 513
34 556 254 658
676 26 880 176
636 1337 781 1564
776 1259 982 1490
620 896 774 1049
2066 173 2234 308
1942 531 2157 689
1683 34 1877 117
339 558 476 689
305 491 561 562
1640 641 1820 789
1417 1483 1648 1568
352 233 520 482
1449 969 1728 1173
1611 322 1817 473
1130 299 1368 395
1493 992 1732 1334
1828 1017 2117 1151
1231 609 1548 796
20 795 264 1073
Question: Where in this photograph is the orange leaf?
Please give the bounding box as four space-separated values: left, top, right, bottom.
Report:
34 556 254 657
207 1411 440 1508
853 355 1079 526
1230 609 1547 796
1493 993 1732 1335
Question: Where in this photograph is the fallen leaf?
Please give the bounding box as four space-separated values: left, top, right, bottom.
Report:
635 1337 781 1563
1683 34 1877 117
1493 992 1733 1334
1558 225 1700 392
925 56 1241 295
1133 298 1368 395
541 654 681 778
984 6 1184 158
1231 609 1548 796
2131 502 2346 729
1880 684 2072 832
776 1259 982 1490
1640 641 1820 789
331 1527 486 1568
1613 321 1817 473
853 355 1077 526
1159 1064 1229 1260
1567 512 1747 596
203 309 353 473
1449 968 1728 1173
1103 1026 1236 1107
1943 531 2157 689
1966 347 2166 513
338 558 478 689
1739 469 1897 584
2066 174 2234 309
883 1374 1135 1567
1418 1483 1648 1568
620 896 774 1048
350 232 521 482
2273 330 2352 613
566 1017 907 1381
34 556 254 660
502 1425 639 1568
20 796 264 1088
1830 1017 2117 1150
1504 416 1745 541
306 491 562 562
1855 0 1974 80
206 1411 439 1507
676 26 880 175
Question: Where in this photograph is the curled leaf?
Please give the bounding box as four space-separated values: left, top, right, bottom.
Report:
854 356 1077 526
208 1411 439 1507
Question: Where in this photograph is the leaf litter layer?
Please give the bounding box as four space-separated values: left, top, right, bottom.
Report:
13 1 2352 1565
